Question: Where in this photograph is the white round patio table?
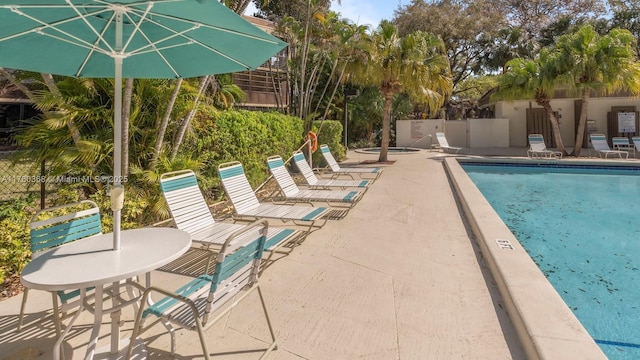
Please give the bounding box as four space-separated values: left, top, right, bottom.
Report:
21 227 192 360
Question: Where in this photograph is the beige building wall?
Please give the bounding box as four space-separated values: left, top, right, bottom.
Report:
494 97 640 147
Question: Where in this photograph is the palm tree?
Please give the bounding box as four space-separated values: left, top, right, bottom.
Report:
346 21 452 162
553 25 640 156
494 50 567 155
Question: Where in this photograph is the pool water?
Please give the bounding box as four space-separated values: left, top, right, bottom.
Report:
462 163 640 359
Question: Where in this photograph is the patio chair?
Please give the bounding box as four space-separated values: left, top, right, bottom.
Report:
161 170 299 253
632 137 640 157
435 132 463 154
218 161 330 232
589 134 629 159
18 201 104 336
266 155 364 208
612 137 635 157
292 150 372 190
127 220 277 360
319 144 382 180
527 134 563 159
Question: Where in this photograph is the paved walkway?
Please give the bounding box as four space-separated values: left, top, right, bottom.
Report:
0 148 526 359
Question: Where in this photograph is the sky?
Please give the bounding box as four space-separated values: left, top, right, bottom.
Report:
244 1 404 29
330 0 402 28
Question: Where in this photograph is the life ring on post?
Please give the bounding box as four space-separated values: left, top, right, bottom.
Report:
307 131 318 153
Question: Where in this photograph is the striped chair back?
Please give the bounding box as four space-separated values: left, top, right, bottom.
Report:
292 151 319 186
590 134 611 151
218 162 261 214
30 200 102 256
320 144 341 171
160 170 216 235
266 156 301 197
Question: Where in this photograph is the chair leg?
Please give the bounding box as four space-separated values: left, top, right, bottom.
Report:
16 288 29 333
257 286 278 353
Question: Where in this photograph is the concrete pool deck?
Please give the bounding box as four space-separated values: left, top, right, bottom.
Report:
2 146 633 359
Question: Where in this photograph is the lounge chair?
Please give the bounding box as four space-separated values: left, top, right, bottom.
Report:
218 161 330 232
632 137 640 157
127 220 277 360
161 170 299 252
266 155 364 208
319 144 382 180
292 150 372 190
589 134 629 159
612 137 635 157
435 132 463 154
527 134 563 159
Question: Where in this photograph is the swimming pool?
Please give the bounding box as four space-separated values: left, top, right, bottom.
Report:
461 161 640 360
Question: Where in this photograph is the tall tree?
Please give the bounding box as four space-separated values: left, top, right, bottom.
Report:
394 0 505 101
501 0 605 52
553 25 640 156
494 51 567 154
346 21 452 162
608 0 640 53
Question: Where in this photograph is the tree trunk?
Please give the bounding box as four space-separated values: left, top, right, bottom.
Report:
322 61 348 120
539 101 567 155
151 78 183 170
121 78 134 176
171 76 210 159
379 90 393 162
573 91 589 157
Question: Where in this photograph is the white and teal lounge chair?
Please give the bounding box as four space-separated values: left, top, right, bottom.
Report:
590 134 629 159
161 170 299 253
266 156 364 208
218 161 330 231
127 220 278 360
319 144 382 180
435 132 463 154
527 134 562 159
632 137 640 157
292 150 372 190
612 137 635 157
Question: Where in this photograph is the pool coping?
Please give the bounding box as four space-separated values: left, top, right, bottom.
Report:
444 156 609 360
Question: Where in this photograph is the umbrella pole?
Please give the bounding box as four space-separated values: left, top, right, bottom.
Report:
111 10 124 251
112 56 123 251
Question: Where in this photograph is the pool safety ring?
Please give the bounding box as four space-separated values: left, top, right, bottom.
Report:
308 131 318 153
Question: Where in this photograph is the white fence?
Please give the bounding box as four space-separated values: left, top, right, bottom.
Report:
396 118 510 148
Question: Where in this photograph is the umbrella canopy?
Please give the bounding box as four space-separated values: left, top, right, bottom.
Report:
0 0 287 78
0 0 288 250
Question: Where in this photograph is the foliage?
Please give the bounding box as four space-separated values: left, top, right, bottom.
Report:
552 25 640 155
394 0 504 91
345 20 452 161
255 0 331 23
185 109 304 193
311 120 344 165
0 196 36 284
348 87 383 145
274 5 369 129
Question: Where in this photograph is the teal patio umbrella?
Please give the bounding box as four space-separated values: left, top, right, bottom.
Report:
0 0 287 250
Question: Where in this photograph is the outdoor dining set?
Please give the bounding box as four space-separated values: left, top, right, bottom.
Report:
18 145 383 360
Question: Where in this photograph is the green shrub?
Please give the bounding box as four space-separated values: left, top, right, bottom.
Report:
311 120 345 166
0 196 37 284
186 109 304 194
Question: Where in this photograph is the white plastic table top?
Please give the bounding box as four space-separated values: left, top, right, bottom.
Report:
21 227 192 292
